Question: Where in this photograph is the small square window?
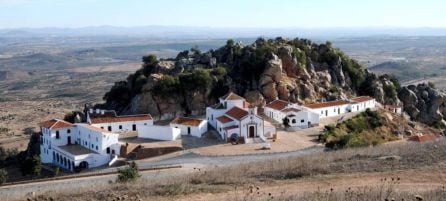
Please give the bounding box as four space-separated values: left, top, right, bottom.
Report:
301 119 305 123
119 125 122 129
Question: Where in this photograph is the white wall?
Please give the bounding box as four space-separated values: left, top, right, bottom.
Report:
91 119 153 133
264 107 283 123
138 125 181 141
310 104 350 118
240 114 264 141
170 121 208 138
206 107 227 129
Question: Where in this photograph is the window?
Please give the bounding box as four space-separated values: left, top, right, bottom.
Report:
108 126 112 131
56 131 60 139
96 146 98 150
67 129 71 134
144 123 147 125
301 119 305 123
96 137 98 142
119 125 122 130
100 127 104 129
292 119 296 123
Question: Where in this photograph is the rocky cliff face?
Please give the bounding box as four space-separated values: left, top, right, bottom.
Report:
99 37 407 121
399 83 446 127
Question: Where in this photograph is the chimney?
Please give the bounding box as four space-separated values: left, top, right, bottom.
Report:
96 109 100 114
89 108 93 114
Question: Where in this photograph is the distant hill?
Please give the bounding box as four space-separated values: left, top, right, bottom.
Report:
369 61 445 82
0 70 30 81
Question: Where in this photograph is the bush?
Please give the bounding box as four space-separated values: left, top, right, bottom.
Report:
142 54 157 65
0 168 7 185
63 111 83 123
21 155 41 176
117 162 140 183
211 67 227 77
428 81 436 89
321 109 384 149
152 75 180 98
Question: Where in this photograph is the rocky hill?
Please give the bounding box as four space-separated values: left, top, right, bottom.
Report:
98 37 445 127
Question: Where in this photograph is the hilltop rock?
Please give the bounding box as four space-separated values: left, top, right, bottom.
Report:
399 83 446 127
100 37 415 122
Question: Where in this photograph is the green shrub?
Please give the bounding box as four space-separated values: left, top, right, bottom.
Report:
321 109 384 149
211 67 227 77
0 168 7 185
116 162 140 183
152 75 180 98
21 155 41 176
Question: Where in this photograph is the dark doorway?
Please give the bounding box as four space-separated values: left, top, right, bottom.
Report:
67 136 71 145
357 105 359 111
132 124 136 131
187 127 191 135
248 126 255 138
308 122 311 128
112 150 115 155
108 126 112 131
325 110 328 116
106 147 110 154
79 161 89 169
338 108 340 114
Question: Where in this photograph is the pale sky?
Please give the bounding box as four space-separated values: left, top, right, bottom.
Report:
0 0 445 29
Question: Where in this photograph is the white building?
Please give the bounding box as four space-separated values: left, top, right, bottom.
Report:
304 100 352 118
264 100 320 128
40 119 121 172
206 92 276 143
138 125 181 141
170 117 208 138
87 109 153 134
349 96 376 112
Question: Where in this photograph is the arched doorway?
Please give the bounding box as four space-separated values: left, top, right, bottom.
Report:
79 161 89 169
248 126 255 138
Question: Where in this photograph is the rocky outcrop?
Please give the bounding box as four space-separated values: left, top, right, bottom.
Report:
399 83 446 127
101 37 419 123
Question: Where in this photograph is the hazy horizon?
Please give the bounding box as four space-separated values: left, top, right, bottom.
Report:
1 0 445 29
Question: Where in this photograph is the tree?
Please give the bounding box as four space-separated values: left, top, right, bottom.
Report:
142 54 157 65
63 111 83 123
0 168 7 185
226 39 235 48
116 162 140 183
21 155 41 176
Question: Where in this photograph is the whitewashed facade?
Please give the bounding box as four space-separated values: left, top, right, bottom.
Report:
264 100 320 128
138 125 181 141
305 100 352 118
170 117 208 138
40 119 121 172
349 96 376 112
206 92 276 143
87 109 153 134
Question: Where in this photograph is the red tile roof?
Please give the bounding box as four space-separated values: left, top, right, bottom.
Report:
40 119 73 129
409 134 438 142
221 92 245 101
351 96 374 103
225 107 249 120
90 114 152 124
281 108 301 113
223 125 239 131
216 115 234 124
170 117 205 127
304 100 351 109
265 100 289 111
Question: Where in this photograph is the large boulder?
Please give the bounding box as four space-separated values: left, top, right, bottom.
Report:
262 54 283 82
399 83 446 127
278 46 298 77
244 90 265 107
261 82 278 101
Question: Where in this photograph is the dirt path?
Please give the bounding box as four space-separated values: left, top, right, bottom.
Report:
176 168 446 201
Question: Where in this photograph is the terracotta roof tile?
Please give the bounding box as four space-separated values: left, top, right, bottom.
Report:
351 96 374 103
304 100 351 109
281 108 301 113
90 114 152 124
265 100 289 111
409 134 438 142
40 119 73 129
216 115 234 123
170 117 205 127
221 92 245 101
225 107 249 121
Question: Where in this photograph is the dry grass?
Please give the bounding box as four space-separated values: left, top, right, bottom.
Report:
17 138 446 201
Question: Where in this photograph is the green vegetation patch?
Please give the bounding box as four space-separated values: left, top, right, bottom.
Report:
320 109 387 149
